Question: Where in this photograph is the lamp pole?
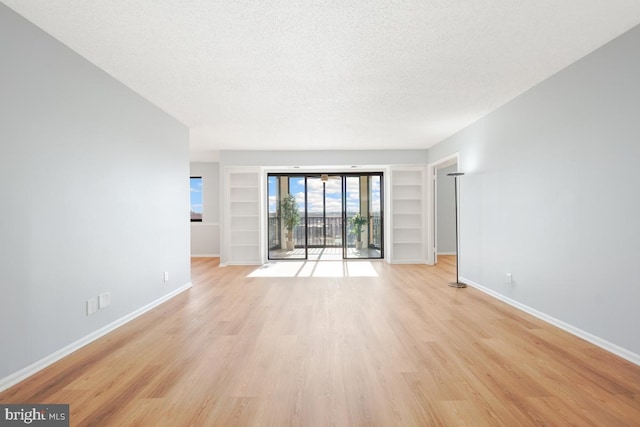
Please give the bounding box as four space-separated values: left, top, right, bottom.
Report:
447 172 465 288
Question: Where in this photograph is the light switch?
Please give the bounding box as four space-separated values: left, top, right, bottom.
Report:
98 292 111 309
87 298 98 315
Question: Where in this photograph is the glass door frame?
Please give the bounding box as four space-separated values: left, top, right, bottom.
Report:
341 172 384 260
267 172 384 261
267 174 308 260
305 175 343 249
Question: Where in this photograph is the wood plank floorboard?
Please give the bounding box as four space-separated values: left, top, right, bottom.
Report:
1 256 640 426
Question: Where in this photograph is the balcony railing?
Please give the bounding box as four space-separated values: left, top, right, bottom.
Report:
269 213 381 249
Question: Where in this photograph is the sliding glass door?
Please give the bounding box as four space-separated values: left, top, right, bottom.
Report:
268 175 306 260
306 175 343 260
343 174 383 259
267 172 383 260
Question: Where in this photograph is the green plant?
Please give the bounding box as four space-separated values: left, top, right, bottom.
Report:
349 213 368 242
280 193 300 244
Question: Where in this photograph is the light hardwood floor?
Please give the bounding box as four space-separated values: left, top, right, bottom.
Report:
2 257 639 426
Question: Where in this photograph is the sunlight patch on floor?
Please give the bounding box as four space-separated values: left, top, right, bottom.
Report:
247 261 379 278
345 262 378 277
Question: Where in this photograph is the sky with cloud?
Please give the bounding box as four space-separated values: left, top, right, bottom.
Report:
190 177 203 213
268 175 381 216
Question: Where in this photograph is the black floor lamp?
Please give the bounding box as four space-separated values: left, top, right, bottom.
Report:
447 172 465 288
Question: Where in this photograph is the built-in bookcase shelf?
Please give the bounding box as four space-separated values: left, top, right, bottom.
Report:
390 167 426 263
224 168 261 265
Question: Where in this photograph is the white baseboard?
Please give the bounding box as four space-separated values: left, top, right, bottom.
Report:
0 282 193 393
460 276 640 366
191 254 220 258
437 252 456 256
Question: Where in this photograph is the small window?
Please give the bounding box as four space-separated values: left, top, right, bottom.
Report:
190 177 203 222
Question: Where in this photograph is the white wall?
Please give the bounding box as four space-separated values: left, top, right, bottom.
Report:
427 24 640 360
220 149 428 167
190 162 220 256
436 164 457 254
0 5 191 383
219 149 429 265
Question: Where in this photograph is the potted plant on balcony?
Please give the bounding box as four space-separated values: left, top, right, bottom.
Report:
349 213 368 250
281 193 300 251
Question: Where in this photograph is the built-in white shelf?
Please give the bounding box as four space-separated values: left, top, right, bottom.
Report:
392 186 421 199
224 168 262 265
229 186 259 201
390 166 426 264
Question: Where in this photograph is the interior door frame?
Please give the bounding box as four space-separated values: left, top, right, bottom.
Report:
426 153 459 265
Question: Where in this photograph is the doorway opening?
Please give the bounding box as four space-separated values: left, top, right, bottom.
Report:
267 173 384 260
426 152 459 265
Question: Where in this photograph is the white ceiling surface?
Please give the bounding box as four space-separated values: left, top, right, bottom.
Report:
4 1 640 157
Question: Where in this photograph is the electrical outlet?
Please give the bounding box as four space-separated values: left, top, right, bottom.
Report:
506 273 513 285
99 292 111 309
164 271 169 282
87 298 98 316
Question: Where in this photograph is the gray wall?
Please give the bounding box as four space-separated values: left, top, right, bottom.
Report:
428 24 640 356
0 4 190 380
437 164 457 254
190 162 220 256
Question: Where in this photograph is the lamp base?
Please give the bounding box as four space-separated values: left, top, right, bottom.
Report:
448 281 467 288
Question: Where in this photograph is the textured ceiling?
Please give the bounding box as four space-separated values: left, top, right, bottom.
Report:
3 1 640 155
